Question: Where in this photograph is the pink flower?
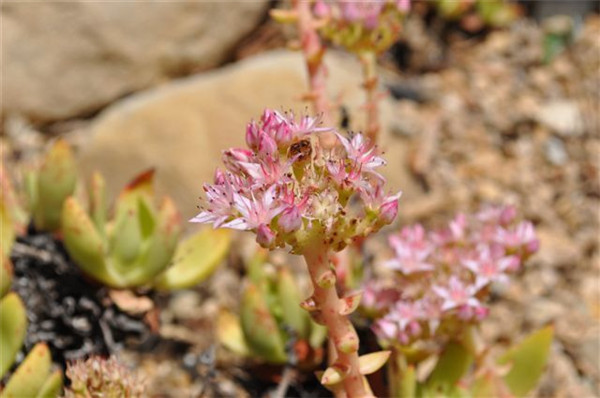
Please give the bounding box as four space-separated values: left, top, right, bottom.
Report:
336 133 385 175
190 175 237 228
238 157 293 187
222 185 284 231
433 276 481 313
278 205 302 233
495 221 539 254
463 246 517 289
256 224 277 248
384 225 434 274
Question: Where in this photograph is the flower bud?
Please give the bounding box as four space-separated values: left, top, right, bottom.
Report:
256 224 276 248
223 148 253 174
246 121 261 150
278 206 302 233
258 133 278 159
379 196 399 225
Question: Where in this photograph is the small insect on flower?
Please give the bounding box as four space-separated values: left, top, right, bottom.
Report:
288 139 313 162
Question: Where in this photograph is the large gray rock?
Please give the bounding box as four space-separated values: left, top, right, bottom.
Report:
78 50 416 220
2 1 269 122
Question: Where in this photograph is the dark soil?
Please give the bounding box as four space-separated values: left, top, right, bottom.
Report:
10 231 151 368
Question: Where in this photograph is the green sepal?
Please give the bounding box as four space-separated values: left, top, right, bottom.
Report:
425 341 473 392
35 370 63 398
277 267 310 339
61 197 113 286
497 325 554 396
34 139 77 231
241 283 287 363
0 292 27 378
154 227 230 291
1 343 51 398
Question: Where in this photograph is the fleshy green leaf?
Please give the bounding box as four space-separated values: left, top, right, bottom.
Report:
0 293 27 378
1 254 12 298
400 365 416 398
498 326 554 396
119 197 180 287
240 283 287 363
217 310 250 357
426 341 473 391
0 200 15 257
359 351 391 375
471 371 498 398
2 343 52 398
89 172 107 238
277 267 309 338
36 370 63 398
62 197 113 286
308 321 327 349
110 201 142 264
320 363 350 385
153 227 230 291
34 139 77 231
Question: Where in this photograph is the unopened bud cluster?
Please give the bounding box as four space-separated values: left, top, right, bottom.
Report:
313 0 410 53
362 206 539 347
65 356 145 398
192 109 400 253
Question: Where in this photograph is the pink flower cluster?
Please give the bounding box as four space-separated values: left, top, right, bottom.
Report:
315 0 409 29
192 109 400 253
313 0 409 53
362 206 539 346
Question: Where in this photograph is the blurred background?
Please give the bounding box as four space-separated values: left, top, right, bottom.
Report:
1 1 598 396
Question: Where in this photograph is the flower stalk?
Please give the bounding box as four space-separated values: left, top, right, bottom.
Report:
359 51 380 144
294 0 332 124
304 243 366 397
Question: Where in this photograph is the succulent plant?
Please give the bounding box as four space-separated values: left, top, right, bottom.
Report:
62 169 230 289
0 264 27 378
64 356 145 398
1 343 63 398
0 163 28 264
1 263 62 398
218 251 327 366
435 0 520 29
25 139 77 232
389 326 554 397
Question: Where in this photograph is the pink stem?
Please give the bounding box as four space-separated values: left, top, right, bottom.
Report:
359 51 380 145
304 244 368 397
294 0 336 148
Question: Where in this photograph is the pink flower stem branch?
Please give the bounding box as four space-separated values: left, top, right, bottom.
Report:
303 243 369 397
293 0 336 148
359 51 380 144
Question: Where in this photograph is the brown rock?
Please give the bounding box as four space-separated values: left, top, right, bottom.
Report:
2 1 269 122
